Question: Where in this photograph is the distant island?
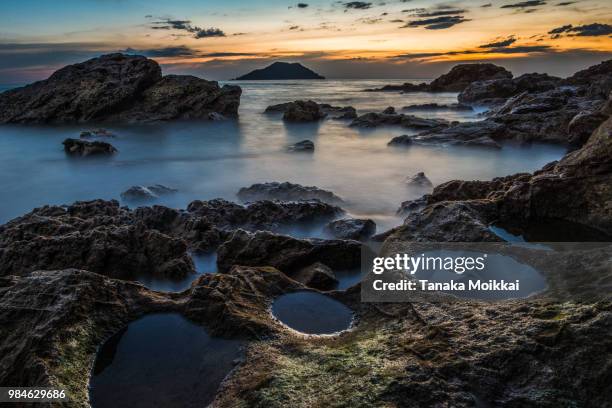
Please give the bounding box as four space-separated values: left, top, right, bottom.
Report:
235 62 325 80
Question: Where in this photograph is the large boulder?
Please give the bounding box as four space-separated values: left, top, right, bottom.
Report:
0 53 241 124
237 182 344 205
283 100 326 122
428 63 513 92
324 218 376 240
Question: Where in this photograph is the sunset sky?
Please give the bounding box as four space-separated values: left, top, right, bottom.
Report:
1 0 611 82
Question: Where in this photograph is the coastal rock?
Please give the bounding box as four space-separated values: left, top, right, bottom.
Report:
0 53 241 124
216 229 361 274
287 139 315 152
403 121 504 149
292 262 338 290
567 110 608 149
382 106 396 114
62 138 117 156
387 135 413 147
350 112 449 130
565 59 612 99
402 103 472 111
235 62 324 80
324 218 376 240
364 63 511 93
322 105 357 120
237 182 344 205
120 184 178 201
80 129 115 138
459 73 561 104
283 100 326 122
405 172 433 188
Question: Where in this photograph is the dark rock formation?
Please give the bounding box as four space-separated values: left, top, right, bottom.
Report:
0 53 241 124
287 139 315 152
324 218 376 241
62 138 117 156
265 100 356 121
80 129 115 138
216 229 361 274
382 106 396 114
365 63 511 93
120 185 178 201
403 103 472 111
405 172 433 188
237 182 344 205
350 112 449 130
235 62 324 80
459 73 561 105
565 59 612 99
391 122 502 149
292 262 338 290
320 104 358 120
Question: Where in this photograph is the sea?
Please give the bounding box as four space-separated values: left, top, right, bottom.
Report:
0 79 565 230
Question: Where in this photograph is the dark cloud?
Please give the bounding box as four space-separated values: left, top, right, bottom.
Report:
390 19 404 22
358 17 383 24
501 1 546 8
409 9 466 17
403 15 469 30
150 18 225 39
548 23 612 37
481 3 492 7
555 1 575 5
479 37 517 48
393 44 552 60
123 46 197 57
297 3 309 7
289 25 301 30
343 2 372 9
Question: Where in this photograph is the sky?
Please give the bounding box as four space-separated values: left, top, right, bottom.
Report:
0 0 611 82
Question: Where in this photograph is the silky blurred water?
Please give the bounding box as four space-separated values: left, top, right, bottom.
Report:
0 80 565 231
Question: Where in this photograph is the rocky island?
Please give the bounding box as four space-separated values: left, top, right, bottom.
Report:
235 61 325 80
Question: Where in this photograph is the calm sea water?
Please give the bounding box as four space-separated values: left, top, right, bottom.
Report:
0 80 565 231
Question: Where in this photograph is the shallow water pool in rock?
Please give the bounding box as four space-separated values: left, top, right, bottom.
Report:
271 291 353 335
89 313 243 408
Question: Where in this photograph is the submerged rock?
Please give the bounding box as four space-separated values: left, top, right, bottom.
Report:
265 101 356 121
324 218 376 240
402 103 472 111
0 53 241 124
120 185 178 201
405 172 433 188
350 112 449 130
237 182 344 205
62 138 117 156
287 140 315 152
382 106 396 114
392 122 503 149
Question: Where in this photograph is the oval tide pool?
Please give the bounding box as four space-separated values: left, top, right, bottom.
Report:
89 313 243 408
271 291 353 335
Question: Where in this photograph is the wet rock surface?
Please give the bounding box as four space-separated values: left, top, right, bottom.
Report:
237 182 344 205
63 138 118 156
120 184 178 201
292 262 338 290
265 100 356 121
350 112 449 130
0 53 241 124
405 172 433 188
287 139 314 152
324 218 376 240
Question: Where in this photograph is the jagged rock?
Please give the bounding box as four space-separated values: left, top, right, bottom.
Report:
287 140 314 152
565 59 612 99
365 63 511 93
62 138 117 156
120 185 178 201
459 73 561 105
403 103 472 111
387 135 413 147
567 110 608 149
216 229 361 274
396 195 430 216
350 112 449 130
283 100 326 122
237 182 344 205
405 172 433 188
0 53 241 124
382 106 396 114
324 218 376 240
292 262 338 290
402 121 503 149
321 105 357 120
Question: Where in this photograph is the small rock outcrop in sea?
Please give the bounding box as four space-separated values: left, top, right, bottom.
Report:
350 112 449 130
382 106 396 114
402 103 472 111
395 122 503 149
405 172 433 188
62 138 118 156
292 262 338 290
216 229 361 274
237 182 344 205
287 140 315 152
324 218 376 240
235 61 324 80
364 63 512 92
0 53 241 124
120 185 178 201
265 100 356 121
